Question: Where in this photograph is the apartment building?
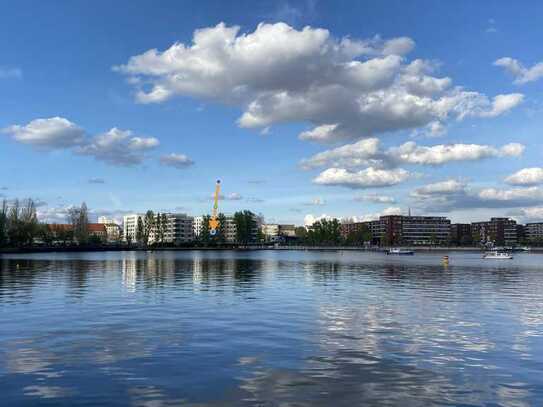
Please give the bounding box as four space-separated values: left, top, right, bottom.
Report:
123 214 144 243
193 216 204 238
450 223 472 246
525 222 543 242
149 213 194 244
262 224 296 239
379 215 450 246
222 215 237 243
472 217 518 247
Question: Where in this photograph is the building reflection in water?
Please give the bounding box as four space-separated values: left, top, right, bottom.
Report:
119 251 269 294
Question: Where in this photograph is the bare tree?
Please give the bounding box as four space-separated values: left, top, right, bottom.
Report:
68 202 89 245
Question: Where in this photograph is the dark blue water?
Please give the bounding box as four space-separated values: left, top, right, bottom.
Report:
1 250 543 406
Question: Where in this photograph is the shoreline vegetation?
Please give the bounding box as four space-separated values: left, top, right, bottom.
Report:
2 245 542 255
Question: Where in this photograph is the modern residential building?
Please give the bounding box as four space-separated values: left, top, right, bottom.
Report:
193 216 204 238
103 223 122 242
278 224 296 237
262 223 279 238
262 224 296 240
123 214 144 243
149 213 194 244
472 217 518 247
340 222 364 239
222 215 238 243
98 216 116 224
450 223 472 246
380 215 451 246
367 220 383 245
193 214 236 242
98 216 122 242
525 222 543 242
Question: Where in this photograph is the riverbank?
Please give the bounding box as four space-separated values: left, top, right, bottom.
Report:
2 245 542 254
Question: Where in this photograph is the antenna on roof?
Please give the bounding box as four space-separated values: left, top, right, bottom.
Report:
408 207 412 217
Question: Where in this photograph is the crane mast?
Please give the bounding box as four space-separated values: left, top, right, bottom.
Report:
209 180 221 235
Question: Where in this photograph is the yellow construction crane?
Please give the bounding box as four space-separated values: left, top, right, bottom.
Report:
209 179 221 235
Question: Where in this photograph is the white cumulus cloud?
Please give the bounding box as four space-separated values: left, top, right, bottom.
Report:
115 22 523 143
505 167 543 186
300 139 523 170
412 181 543 212
314 167 410 189
3 117 162 167
411 180 466 197
494 57 543 84
2 117 86 149
304 213 333 226
159 153 194 169
76 128 159 166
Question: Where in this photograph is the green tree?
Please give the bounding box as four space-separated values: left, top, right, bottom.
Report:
295 226 308 244
159 213 167 245
199 215 211 245
136 217 144 244
144 210 154 246
344 225 371 246
306 218 342 246
217 213 227 244
0 199 8 247
233 210 257 245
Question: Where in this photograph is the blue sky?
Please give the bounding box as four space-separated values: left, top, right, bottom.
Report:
1 0 543 225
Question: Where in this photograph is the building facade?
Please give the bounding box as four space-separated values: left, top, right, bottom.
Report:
472 217 518 247
262 224 296 240
380 215 451 246
193 216 204 238
103 223 122 242
149 213 194 244
450 223 472 246
472 218 518 247
88 223 107 241
123 214 144 243
525 222 543 242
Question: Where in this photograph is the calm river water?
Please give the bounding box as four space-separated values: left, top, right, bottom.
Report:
1 250 543 406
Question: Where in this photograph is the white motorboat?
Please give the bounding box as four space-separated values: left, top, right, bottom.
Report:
386 248 414 255
483 250 513 260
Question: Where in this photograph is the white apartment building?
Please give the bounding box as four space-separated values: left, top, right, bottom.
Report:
149 213 194 244
123 214 144 243
193 216 204 238
223 215 237 243
193 214 237 242
98 216 115 224
104 223 122 242
262 224 296 239
98 216 122 242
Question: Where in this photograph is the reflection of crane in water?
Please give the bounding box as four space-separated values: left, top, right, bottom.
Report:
209 180 221 236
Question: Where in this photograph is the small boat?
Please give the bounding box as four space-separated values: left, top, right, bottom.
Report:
386 248 414 255
483 250 513 260
512 246 531 252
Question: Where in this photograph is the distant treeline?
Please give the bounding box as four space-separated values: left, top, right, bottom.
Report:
0 199 97 248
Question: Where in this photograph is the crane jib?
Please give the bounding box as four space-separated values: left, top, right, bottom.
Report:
209 180 221 235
